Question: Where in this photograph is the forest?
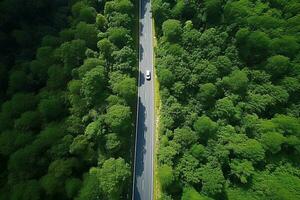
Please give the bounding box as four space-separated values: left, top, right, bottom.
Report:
0 0 137 199
153 0 300 199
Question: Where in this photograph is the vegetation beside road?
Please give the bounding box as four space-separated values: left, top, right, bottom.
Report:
152 0 300 199
0 0 137 199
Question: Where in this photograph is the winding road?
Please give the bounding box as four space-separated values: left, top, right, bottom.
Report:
132 0 154 199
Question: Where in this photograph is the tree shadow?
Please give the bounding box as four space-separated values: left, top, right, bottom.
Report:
139 43 144 61
133 98 148 200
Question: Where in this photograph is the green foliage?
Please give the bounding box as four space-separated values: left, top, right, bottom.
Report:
105 133 121 153
97 38 115 61
58 39 87 70
0 0 137 199
81 66 106 106
75 22 98 49
193 115 218 142
230 159 255 184
222 70 248 94
14 111 41 131
176 153 201 184
182 187 212 200
65 178 82 199
173 127 198 150
96 158 130 199
7 70 28 94
38 93 66 122
265 55 290 78
204 0 222 24
155 0 300 199
159 165 174 190
108 27 131 48
260 132 286 153
200 163 225 196
162 19 182 42
197 83 217 104
104 104 132 134
11 180 41 200
111 76 136 105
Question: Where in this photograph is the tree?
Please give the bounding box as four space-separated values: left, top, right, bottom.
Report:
230 159 254 184
47 65 67 89
173 127 199 150
230 138 265 163
104 0 133 15
108 27 131 48
1 93 37 119
104 104 132 134
78 6 97 23
112 46 136 73
197 83 217 104
226 187 258 200
271 115 300 136
96 14 107 30
14 111 41 131
75 22 98 49
162 19 182 42
111 77 136 105
265 55 290 78
236 29 271 64
85 119 103 140
204 0 222 24
105 133 121 153
0 130 33 156
7 70 28 94
65 178 82 199
75 171 102 200
222 70 248 94
270 36 299 58
58 39 87 71
77 58 105 78
157 67 174 88
158 141 178 165
38 94 66 122
152 0 172 26
159 165 174 190
97 158 130 199
98 38 115 61
81 66 106 106
200 163 225 196
70 135 96 163
176 153 201 184
182 187 212 200
108 12 132 28
252 172 300 200
260 131 285 153
193 60 219 84
11 180 41 200
191 144 206 161
213 97 238 120
193 116 218 142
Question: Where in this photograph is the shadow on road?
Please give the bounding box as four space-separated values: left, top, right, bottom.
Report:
139 44 144 61
134 97 147 200
140 0 150 19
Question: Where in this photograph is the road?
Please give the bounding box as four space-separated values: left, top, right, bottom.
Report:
132 0 154 199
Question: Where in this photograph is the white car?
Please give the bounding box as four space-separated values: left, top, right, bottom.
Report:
146 70 151 80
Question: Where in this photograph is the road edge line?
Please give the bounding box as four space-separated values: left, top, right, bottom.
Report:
131 0 141 198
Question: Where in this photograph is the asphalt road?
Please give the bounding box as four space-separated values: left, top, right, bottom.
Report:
132 0 154 199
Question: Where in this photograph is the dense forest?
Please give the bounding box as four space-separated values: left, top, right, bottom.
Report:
153 0 300 199
0 0 137 199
